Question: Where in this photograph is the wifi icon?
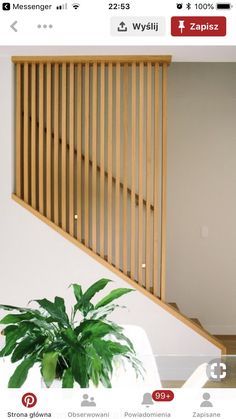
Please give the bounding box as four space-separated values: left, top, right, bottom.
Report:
72 3 80 9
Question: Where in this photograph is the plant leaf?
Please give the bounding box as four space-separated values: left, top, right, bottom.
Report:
83 279 112 302
71 284 83 303
75 320 117 342
100 370 112 388
86 304 120 321
86 346 102 387
0 323 34 357
0 313 34 324
106 341 130 355
92 339 113 375
35 298 69 326
41 352 59 387
74 279 112 317
1 325 18 335
11 335 46 363
62 368 74 388
61 328 84 352
71 351 89 387
0 305 49 321
8 356 36 388
0 333 19 357
95 288 134 309
0 304 32 312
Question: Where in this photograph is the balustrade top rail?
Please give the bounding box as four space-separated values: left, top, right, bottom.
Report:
12 55 172 64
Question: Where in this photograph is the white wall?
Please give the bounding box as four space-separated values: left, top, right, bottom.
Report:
0 56 221 361
167 63 236 334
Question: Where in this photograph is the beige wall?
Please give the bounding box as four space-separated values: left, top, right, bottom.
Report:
0 56 222 360
167 63 236 333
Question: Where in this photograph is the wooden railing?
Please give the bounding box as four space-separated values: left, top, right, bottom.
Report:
13 55 171 301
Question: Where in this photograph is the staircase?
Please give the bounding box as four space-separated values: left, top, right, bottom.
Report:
12 54 226 354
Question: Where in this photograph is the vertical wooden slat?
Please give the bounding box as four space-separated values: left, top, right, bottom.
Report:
92 63 97 252
77 64 82 241
54 64 59 225
145 63 152 292
31 64 36 209
160 63 168 301
46 63 51 219
131 63 136 280
153 63 159 297
138 62 144 285
15 64 22 197
115 63 121 268
123 64 128 275
61 63 67 231
69 63 75 236
84 63 90 247
100 63 105 258
107 63 113 263
39 63 44 214
23 63 29 203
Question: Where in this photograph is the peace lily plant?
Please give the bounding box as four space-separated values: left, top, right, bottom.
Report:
0 279 144 388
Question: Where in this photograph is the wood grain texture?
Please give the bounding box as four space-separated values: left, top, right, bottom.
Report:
23 63 29 203
61 62 67 231
53 64 59 225
84 63 90 247
39 63 44 215
77 64 82 241
138 63 144 286
46 63 52 220
123 63 128 275
160 63 168 301
31 64 36 209
69 63 75 237
15 64 22 198
145 62 152 292
107 63 113 263
12 56 172 65
131 63 136 280
92 63 97 252
115 63 121 268
100 63 105 258
153 63 159 297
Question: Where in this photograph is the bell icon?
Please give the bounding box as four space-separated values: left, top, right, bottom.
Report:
141 393 154 407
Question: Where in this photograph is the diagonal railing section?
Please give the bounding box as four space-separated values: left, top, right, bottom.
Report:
13 55 171 301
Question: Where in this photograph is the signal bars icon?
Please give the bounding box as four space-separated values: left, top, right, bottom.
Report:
56 3 67 9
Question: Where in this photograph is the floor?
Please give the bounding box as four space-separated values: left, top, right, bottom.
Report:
162 336 236 389
214 336 236 355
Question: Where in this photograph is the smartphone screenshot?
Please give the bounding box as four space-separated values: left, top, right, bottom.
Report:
0 1 235 418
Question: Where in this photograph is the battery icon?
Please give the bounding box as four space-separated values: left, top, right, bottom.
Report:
216 3 232 9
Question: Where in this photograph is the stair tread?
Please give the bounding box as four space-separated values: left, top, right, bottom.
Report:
168 302 180 312
190 318 203 328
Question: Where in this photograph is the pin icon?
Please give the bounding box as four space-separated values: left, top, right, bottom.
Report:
178 20 185 34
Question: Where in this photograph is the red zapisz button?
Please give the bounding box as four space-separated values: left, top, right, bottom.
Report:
171 16 226 36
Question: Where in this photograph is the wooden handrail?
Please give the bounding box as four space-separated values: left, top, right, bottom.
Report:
12 55 172 65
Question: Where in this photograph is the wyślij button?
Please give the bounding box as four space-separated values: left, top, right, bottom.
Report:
111 17 165 36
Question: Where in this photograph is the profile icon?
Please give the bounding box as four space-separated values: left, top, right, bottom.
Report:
200 393 213 408
81 394 96 407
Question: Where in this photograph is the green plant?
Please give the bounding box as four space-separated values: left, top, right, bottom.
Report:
0 279 144 388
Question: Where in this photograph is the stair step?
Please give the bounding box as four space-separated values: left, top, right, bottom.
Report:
190 318 203 328
169 302 180 312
